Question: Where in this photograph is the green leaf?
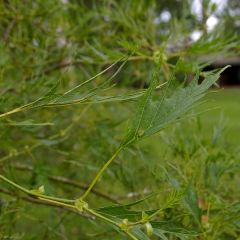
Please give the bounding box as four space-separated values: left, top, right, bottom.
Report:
97 206 157 221
96 194 158 221
151 221 199 237
122 72 158 146
0 58 135 119
153 229 168 240
123 66 229 146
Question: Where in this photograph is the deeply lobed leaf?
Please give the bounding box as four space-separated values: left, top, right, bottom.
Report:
123 66 229 146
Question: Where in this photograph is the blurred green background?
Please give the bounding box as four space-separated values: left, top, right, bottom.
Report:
0 0 239 239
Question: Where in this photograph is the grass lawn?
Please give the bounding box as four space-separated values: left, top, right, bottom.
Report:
199 88 240 144
144 88 240 156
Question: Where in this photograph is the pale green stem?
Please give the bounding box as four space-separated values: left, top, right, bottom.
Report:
125 232 139 240
84 207 138 240
0 174 74 203
80 147 122 200
0 107 23 119
0 174 138 239
148 208 163 220
38 197 76 210
84 207 118 226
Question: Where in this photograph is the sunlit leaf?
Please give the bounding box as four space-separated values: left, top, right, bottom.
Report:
123 66 229 146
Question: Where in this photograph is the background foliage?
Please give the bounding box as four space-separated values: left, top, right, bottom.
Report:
0 0 239 239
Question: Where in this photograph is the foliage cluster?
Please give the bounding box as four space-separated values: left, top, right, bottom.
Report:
0 1 239 239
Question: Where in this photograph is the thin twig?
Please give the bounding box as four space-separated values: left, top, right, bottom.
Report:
0 162 119 203
0 174 74 203
0 176 138 240
0 187 93 219
84 207 138 240
0 174 142 240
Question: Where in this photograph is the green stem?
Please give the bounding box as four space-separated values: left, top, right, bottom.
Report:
0 107 23 119
84 208 118 226
84 207 138 240
80 147 122 200
128 220 146 227
0 174 137 239
0 174 74 203
38 197 76 210
148 209 163 220
125 231 139 240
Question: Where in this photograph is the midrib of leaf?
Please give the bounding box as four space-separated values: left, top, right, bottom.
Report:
122 75 158 146
145 70 177 134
